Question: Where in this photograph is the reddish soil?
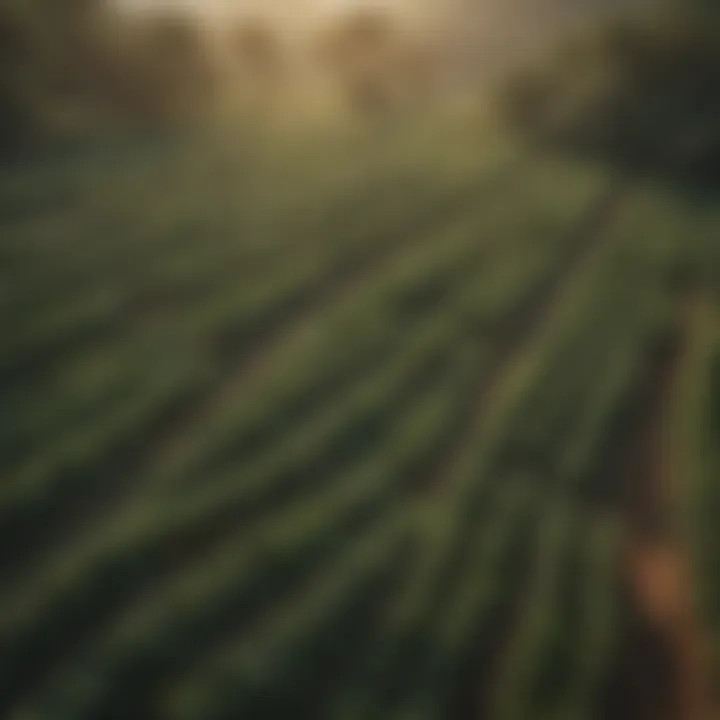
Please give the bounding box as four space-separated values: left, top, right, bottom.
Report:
609 297 719 720
630 541 716 720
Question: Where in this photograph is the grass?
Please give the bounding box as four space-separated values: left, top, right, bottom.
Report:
1 120 719 720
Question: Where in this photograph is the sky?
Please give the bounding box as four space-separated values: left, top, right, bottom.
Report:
113 0 450 42
115 0 433 18
115 0 444 27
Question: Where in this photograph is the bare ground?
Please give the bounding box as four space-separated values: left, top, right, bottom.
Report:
604 295 719 720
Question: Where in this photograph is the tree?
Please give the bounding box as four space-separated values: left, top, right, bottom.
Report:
500 2 720 182
314 7 439 117
0 0 219 150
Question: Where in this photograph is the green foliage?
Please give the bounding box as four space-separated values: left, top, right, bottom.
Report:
500 7 720 182
0 0 216 152
1 124 720 719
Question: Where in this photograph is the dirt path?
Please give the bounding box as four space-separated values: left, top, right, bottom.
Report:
631 540 715 720
611 296 718 720
633 296 718 720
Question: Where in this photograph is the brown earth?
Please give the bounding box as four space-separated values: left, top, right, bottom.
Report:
616 296 718 720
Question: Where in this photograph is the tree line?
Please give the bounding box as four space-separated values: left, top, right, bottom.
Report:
500 0 720 182
0 0 445 152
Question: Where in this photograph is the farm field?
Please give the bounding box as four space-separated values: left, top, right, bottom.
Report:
0 122 719 720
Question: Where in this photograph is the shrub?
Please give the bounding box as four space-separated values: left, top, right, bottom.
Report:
500 7 720 181
0 0 217 152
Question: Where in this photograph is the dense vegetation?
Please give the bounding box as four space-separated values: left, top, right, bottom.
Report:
0 0 223 151
0 0 443 152
1 120 718 719
500 3 720 182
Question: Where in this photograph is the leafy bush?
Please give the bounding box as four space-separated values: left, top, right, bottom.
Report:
0 0 216 153
500 7 720 181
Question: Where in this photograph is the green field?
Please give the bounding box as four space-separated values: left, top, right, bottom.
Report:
1 123 719 720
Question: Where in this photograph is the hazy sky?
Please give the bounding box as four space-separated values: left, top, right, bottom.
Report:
116 0 427 16
112 1 589 32
114 0 447 36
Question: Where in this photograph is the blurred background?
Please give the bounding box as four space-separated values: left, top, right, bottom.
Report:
0 0 710 141
1 2 719 720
